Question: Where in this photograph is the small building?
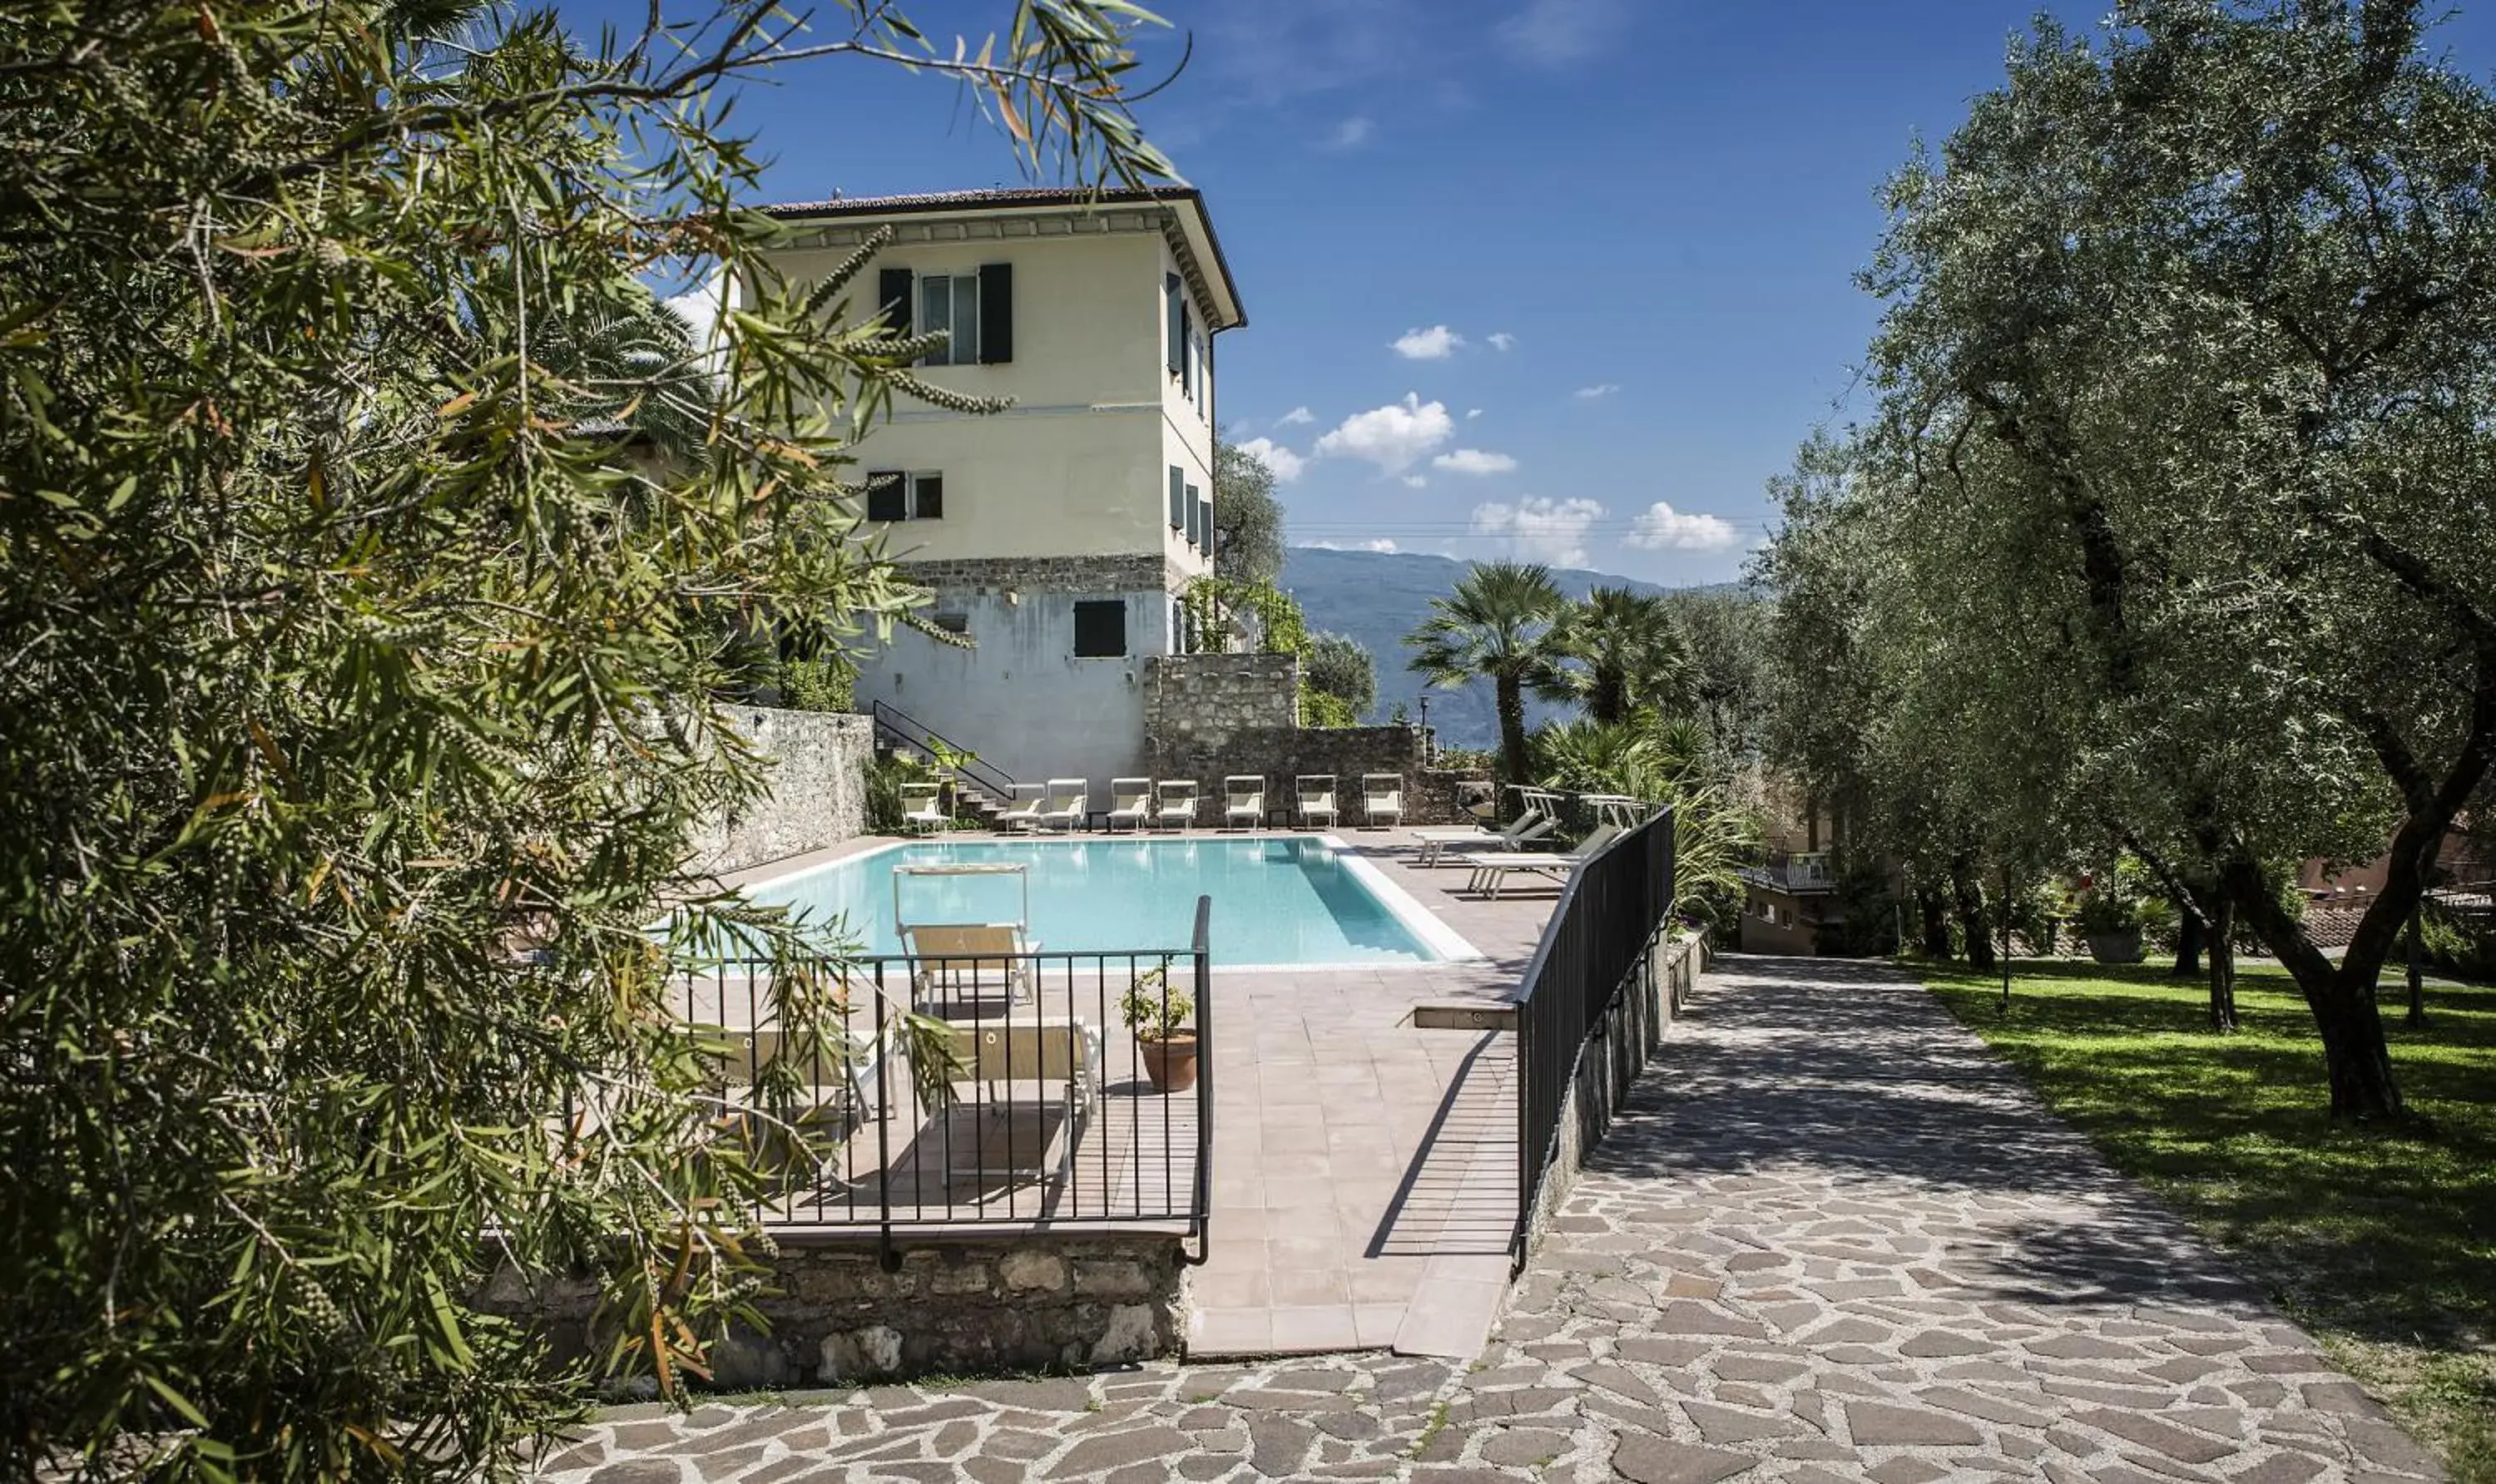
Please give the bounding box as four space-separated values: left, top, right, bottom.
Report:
756 187 1247 790
1737 851 1837 954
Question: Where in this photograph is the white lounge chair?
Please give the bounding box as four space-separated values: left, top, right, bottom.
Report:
1462 823 1625 898
1361 774 1404 829
1033 778 1087 834
926 1017 1103 1193
898 782 946 835
1295 774 1338 829
1414 791 1562 866
992 783 1045 833
1105 778 1152 833
905 922 1040 1012
1155 779 1200 832
1223 774 1265 830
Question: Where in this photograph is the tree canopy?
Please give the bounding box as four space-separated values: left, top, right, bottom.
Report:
1211 438 1285 586
0 0 1176 1474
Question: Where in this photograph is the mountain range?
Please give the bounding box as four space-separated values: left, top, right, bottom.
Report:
1277 546 1736 753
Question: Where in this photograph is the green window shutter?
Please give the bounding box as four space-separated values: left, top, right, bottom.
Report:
1168 466 1186 530
1164 273 1183 378
877 268 913 335
1198 490 1213 559
864 470 905 522
1184 482 1201 547
1181 303 1196 398
978 264 1013 364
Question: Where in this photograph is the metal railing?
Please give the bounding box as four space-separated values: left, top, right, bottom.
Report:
869 700 1021 804
1512 808 1676 1259
663 899 1213 1262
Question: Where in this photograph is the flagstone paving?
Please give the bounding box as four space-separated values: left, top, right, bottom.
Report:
538 956 2443 1482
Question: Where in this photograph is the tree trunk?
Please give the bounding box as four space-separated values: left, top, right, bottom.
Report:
1493 675 1532 819
1918 887 1953 960
1954 869 1994 972
2171 910 2203 978
2314 982 2404 1120
2223 855 2404 1120
2206 894 2238 1033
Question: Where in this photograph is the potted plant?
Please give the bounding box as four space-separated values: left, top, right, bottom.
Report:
1121 969 1198 1092
2073 882 2147 964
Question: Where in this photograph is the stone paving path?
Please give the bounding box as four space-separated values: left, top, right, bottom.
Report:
541 956 2444 1483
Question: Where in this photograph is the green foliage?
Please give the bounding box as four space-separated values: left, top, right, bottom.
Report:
1925 964 2496 1482
1304 631 1376 719
1182 576 1309 658
1118 970 1194 1041
2421 911 2496 982
0 0 1176 1474
1523 715 1761 932
1551 586 1695 727
775 655 857 713
1405 561 1569 795
1211 439 1286 585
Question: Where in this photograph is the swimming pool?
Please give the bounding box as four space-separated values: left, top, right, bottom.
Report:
741 836 1477 968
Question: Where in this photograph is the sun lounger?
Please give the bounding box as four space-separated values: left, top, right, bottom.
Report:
927 1018 1102 1192
1414 794 1562 865
1105 777 1152 833
905 922 1040 1012
1033 777 1087 834
1155 779 1200 832
1224 774 1265 830
992 783 1045 832
898 782 946 835
1295 774 1338 829
1461 823 1626 898
1361 774 1404 829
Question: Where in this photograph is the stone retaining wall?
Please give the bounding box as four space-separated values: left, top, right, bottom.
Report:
688 707 874 875
482 1233 1191 1390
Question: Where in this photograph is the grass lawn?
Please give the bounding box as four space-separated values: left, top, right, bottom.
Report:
1923 960 2495 1484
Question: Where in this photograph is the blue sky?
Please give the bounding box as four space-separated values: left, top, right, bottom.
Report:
580 0 2496 587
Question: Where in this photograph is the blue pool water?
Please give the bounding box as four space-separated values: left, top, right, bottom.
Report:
745 837 1448 967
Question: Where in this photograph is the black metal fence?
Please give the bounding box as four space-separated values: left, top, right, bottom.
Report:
1512 808 1676 1258
664 898 1213 1259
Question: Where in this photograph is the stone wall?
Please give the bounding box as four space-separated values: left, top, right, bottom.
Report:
482 1233 1191 1389
688 707 874 875
897 552 1184 597
1518 933 1705 1262
1139 655 1487 826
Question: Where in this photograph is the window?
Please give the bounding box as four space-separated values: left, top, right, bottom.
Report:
865 470 943 522
880 264 1013 365
931 612 969 635
1193 328 1211 413
1168 465 1186 532
1073 600 1127 658
1164 273 1184 378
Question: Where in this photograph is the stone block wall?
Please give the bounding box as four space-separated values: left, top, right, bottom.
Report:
1142 653 1300 743
480 1233 1191 1389
688 707 874 874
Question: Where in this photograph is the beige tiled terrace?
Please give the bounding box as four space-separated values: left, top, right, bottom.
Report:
712 825 1567 1359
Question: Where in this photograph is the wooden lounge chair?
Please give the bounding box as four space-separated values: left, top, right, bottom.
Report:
1414 791 1562 866
1105 777 1152 833
904 922 1040 1013
927 1018 1102 1193
1223 774 1265 830
1461 823 1625 898
898 782 946 836
1295 774 1338 829
1361 774 1404 829
1154 779 1200 833
1033 778 1087 834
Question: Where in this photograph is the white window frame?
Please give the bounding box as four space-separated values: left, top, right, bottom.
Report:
917 274 981 367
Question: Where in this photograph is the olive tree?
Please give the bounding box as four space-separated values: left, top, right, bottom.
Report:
0 0 1176 1476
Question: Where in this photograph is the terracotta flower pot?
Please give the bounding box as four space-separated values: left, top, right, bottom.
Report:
1138 1034 1198 1092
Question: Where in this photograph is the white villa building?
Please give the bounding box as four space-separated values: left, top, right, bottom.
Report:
760 187 1247 794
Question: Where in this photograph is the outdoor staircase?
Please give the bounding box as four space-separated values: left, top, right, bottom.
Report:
869 700 1023 824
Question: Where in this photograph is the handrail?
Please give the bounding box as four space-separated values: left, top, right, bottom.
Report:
869 700 1021 800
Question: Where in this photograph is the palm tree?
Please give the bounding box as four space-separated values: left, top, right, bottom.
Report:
1405 560 1568 802
1553 586 1696 725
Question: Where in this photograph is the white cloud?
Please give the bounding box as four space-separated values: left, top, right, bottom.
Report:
1305 537 1401 554
1390 324 1465 360
1469 496 1605 568
1466 408 1485 419
1235 436 1307 482
1322 115 1374 150
1401 474 1429 488
1496 0 1626 67
1573 383 1621 399
1487 331 1517 352
1432 448 1518 476
1626 502 1740 552
1276 405 1315 426
1312 393 1456 474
